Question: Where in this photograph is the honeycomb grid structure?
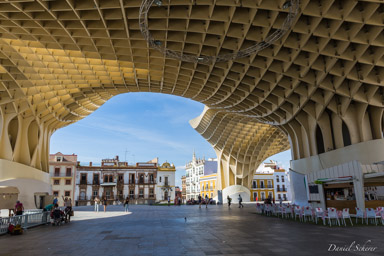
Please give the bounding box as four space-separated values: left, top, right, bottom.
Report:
0 0 383 189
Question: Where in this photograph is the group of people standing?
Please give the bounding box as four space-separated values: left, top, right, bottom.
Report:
197 194 211 208
93 196 130 213
93 196 109 212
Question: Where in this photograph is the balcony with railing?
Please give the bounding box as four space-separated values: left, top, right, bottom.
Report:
53 173 72 177
277 188 287 192
79 180 88 185
267 185 273 188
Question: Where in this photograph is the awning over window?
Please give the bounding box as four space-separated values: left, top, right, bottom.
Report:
314 176 353 184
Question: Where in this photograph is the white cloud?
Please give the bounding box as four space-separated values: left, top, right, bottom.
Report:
75 120 190 152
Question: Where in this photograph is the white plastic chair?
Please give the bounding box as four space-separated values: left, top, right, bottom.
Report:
341 208 353 226
255 203 262 214
275 205 283 217
264 204 271 216
314 207 325 225
283 205 292 219
355 207 364 224
325 208 340 226
302 206 313 222
294 206 302 221
366 208 380 225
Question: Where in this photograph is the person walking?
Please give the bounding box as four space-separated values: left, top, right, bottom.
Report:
103 196 108 212
124 196 130 212
53 197 58 205
238 194 243 208
227 195 232 208
168 196 171 206
198 195 202 208
14 201 24 216
205 195 209 208
279 196 283 206
94 196 100 212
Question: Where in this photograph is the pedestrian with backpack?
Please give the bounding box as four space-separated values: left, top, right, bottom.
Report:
227 195 232 208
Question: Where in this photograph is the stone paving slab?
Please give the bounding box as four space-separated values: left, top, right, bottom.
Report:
0 205 383 256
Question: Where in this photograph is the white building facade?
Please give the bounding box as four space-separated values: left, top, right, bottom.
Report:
74 156 174 205
49 152 78 206
274 169 291 201
185 152 217 200
251 161 291 202
155 162 176 202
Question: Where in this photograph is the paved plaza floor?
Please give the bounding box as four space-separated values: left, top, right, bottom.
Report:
0 204 383 256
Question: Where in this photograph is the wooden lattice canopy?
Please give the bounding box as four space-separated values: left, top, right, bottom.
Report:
0 0 382 188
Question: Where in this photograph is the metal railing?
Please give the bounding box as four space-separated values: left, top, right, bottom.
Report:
24 209 43 214
53 173 72 177
0 212 50 235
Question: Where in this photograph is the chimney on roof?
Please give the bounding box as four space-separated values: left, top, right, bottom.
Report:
90 162 92 167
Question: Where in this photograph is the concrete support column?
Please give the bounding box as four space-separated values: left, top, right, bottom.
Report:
0 108 16 161
331 113 344 149
317 112 334 152
13 115 34 166
369 107 383 140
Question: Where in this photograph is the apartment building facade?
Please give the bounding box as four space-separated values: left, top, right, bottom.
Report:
185 152 217 200
49 152 77 206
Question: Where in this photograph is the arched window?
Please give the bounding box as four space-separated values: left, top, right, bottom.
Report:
316 125 325 154
342 121 351 146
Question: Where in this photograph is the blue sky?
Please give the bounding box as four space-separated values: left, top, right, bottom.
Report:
50 92 291 187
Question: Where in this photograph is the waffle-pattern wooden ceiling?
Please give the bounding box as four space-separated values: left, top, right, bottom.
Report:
0 0 383 167
190 107 290 188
